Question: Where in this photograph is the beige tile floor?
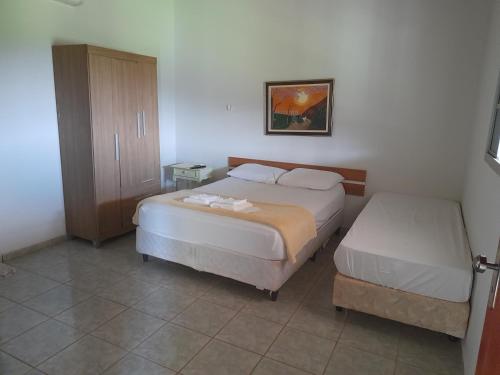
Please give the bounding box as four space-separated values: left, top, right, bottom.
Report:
0 233 463 375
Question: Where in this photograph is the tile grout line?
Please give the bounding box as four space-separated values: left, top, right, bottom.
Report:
253 260 332 374
20 293 93 321
148 279 268 372
114 284 237 373
4 235 457 375
14 266 140 373
1 241 148 372
320 309 349 375
207 316 317 375
0 347 47 374
33 300 131 372
20 284 94 315
50 295 127 327
289 261 339 375
1 238 330 374
14 281 65 306
175 298 249 374
318 244 346 375
0 267 134 372
334 312 404 362
34 333 91 373
99 301 176 371
0 305 52 347
36 306 170 374
392 324 403 375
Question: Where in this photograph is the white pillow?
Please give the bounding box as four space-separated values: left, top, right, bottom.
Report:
277 168 344 190
227 163 287 184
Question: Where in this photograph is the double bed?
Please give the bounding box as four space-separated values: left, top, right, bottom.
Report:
135 157 367 300
333 192 473 338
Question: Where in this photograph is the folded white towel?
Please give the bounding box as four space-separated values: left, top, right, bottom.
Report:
183 194 221 206
216 198 249 207
183 194 253 211
210 201 253 212
190 194 221 203
183 197 210 206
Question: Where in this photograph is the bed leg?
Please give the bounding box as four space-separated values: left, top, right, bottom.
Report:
448 335 460 342
142 254 149 262
270 290 279 301
335 306 344 312
309 252 317 262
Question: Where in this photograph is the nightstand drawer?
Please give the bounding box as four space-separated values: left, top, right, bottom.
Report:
173 168 199 179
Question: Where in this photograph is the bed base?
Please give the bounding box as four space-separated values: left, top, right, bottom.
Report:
333 273 470 339
142 250 282 301
137 209 343 301
142 252 305 302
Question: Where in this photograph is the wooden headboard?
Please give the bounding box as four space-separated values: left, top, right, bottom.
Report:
227 157 367 196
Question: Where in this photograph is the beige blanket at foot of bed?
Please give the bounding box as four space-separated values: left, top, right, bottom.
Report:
133 190 317 263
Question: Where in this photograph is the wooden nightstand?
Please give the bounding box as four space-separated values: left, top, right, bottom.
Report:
172 163 213 190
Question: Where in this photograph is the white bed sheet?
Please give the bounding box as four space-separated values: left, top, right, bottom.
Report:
334 192 472 303
137 177 345 261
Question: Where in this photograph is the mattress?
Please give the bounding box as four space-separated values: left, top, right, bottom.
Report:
137 177 345 261
334 192 472 303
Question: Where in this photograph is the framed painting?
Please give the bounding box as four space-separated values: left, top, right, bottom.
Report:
265 79 334 136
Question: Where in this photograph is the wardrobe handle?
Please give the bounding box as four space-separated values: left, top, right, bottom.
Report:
136 112 142 138
142 111 146 137
114 133 120 161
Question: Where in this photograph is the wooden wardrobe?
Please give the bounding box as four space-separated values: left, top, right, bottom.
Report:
52 45 161 246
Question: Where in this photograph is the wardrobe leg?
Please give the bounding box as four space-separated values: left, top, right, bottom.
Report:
335 306 344 312
142 254 149 262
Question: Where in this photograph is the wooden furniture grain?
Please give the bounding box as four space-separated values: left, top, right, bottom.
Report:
52 45 161 246
227 156 367 196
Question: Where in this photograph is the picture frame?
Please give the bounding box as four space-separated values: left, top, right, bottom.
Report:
265 79 334 136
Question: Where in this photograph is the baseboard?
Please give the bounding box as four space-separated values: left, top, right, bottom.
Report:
1 235 69 262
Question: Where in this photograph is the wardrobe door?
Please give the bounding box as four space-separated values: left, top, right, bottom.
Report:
138 61 161 191
112 58 143 228
88 54 122 238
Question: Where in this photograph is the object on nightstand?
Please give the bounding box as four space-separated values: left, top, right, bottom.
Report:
172 163 213 190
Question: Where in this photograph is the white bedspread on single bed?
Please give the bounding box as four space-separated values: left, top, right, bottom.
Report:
334 192 472 303
137 177 345 261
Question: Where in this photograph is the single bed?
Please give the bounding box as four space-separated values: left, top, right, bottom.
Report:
333 192 472 338
136 157 367 300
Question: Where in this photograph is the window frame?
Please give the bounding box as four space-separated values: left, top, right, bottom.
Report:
485 71 500 176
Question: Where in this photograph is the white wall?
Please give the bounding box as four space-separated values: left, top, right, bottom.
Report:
461 0 500 373
174 0 491 225
0 0 175 255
